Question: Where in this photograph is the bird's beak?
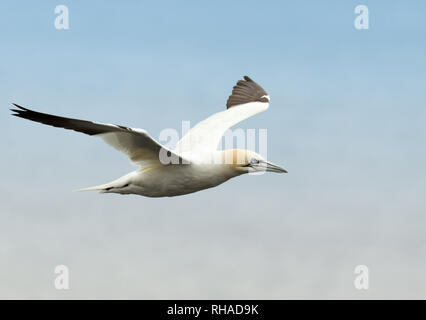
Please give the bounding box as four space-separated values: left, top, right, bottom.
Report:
252 160 287 173
264 161 287 173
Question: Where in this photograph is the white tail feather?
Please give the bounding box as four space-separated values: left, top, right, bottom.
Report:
75 172 135 193
75 183 112 192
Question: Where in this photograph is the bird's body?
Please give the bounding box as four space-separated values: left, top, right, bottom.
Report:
97 161 238 197
11 76 287 197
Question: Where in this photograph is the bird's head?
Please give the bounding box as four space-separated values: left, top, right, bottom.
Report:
221 149 287 174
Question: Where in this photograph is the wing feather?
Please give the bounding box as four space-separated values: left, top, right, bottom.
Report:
175 76 269 158
11 104 185 167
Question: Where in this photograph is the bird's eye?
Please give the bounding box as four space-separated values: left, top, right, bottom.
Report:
250 158 260 165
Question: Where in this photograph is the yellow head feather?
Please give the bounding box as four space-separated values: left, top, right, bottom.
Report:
221 149 255 166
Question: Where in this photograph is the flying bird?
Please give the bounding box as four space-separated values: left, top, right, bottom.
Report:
11 76 287 197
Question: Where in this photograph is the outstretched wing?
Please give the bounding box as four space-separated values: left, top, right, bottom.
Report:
174 76 270 158
11 104 185 167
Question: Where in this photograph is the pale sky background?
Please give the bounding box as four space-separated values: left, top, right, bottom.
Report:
1 0 426 299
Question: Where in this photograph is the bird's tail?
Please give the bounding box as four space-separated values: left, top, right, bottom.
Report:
76 183 113 193
76 172 134 193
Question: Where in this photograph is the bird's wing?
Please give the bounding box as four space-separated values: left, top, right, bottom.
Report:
11 104 185 167
174 76 270 157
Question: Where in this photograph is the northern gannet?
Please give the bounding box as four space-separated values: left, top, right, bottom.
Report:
11 76 287 197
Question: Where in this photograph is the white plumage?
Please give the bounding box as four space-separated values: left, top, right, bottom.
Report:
11 76 286 197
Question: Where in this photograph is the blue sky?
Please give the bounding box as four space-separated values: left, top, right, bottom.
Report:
1 0 426 298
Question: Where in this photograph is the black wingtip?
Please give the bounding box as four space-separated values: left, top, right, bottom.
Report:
10 104 32 118
226 76 268 109
12 103 28 111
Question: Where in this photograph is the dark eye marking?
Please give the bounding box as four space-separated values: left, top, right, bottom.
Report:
250 158 260 164
244 158 260 167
